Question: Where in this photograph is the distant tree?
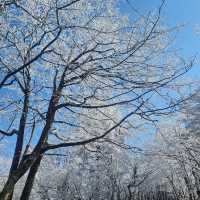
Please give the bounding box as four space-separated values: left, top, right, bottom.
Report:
150 119 200 200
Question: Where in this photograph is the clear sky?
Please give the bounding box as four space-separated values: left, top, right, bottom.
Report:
119 0 200 146
2 0 200 156
120 0 200 80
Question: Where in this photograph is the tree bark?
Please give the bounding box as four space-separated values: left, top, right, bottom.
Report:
20 155 42 200
0 176 16 200
0 88 30 200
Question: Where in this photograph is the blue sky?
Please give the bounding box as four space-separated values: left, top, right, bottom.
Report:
120 0 200 79
2 0 200 157
119 0 200 146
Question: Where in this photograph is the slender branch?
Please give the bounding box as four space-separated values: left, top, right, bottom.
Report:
0 129 18 136
41 101 145 153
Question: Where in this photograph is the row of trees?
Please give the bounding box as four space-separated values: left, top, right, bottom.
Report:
6 93 198 200
2 98 200 200
0 0 197 199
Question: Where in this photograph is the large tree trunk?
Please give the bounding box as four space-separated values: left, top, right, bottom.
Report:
20 156 42 200
0 88 30 200
0 154 39 200
1 74 62 200
0 177 17 200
